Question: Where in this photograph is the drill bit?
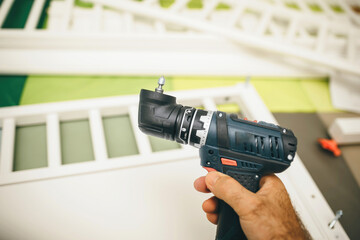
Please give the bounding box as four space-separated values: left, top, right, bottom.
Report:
155 76 166 93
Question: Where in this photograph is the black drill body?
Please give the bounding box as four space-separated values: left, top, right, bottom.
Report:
138 86 297 240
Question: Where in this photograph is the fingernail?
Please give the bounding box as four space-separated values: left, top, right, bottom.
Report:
207 172 220 189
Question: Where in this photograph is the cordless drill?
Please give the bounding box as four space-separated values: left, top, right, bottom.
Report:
138 77 297 240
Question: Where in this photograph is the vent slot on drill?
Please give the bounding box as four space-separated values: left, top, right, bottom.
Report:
235 132 281 159
235 132 268 157
269 136 280 159
255 135 265 155
238 160 261 170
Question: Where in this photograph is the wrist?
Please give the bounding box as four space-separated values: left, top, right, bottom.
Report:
271 220 309 240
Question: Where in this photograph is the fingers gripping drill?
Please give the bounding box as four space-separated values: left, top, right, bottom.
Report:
138 77 298 240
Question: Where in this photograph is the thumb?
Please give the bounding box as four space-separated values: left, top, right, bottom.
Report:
205 171 256 216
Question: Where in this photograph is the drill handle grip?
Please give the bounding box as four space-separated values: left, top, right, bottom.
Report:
215 171 260 240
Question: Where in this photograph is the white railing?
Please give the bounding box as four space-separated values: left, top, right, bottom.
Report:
89 0 360 76
0 0 359 77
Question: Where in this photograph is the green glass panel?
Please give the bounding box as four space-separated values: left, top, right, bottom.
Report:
149 136 181 152
285 2 300 10
13 124 47 171
216 2 231 10
75 0 94 8
187 0 203 9
159 0 175 8
0 0 3 6
36 0 51 29
2 0 34 29
308 4 322 12
103 115 139 158
60 120 94 164
330 5 344 13
243 8 260 14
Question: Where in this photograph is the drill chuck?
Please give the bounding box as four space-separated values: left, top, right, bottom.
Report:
138 89 213 148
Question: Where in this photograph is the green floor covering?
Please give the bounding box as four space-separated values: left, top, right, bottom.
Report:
0 75 27 107
19 75 338 113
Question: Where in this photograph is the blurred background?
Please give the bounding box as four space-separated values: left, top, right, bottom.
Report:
0 0 359 239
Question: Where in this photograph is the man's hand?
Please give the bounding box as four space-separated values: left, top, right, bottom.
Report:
194 172 309 240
